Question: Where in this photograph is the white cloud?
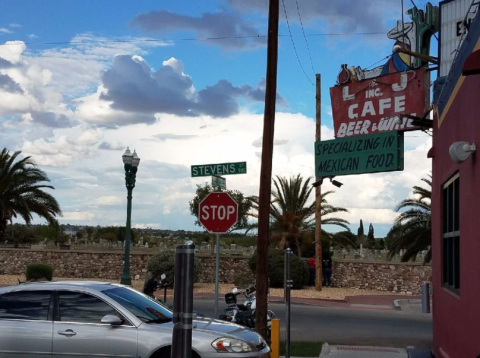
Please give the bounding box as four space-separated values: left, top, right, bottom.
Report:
62 212 95 221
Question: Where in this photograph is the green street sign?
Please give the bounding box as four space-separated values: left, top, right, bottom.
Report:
212 175 226 190
191 161 247 177
315 131 404 177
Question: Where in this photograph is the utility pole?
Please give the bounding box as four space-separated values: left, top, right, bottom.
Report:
256 0 279 339
315 74 323 291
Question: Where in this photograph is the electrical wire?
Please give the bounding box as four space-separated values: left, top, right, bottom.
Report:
295 0 316 76
0 32 385 47
281 0 314 86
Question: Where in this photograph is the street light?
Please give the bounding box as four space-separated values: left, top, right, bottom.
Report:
120 147 140 286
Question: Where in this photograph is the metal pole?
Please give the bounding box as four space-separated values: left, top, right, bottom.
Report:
172 245 185 358
120 186 133 285
421 283 431 313
182 241 195 358
315 73 323 292
284 249 292 358
214 233 220 318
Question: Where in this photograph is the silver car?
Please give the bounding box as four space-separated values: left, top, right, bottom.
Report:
0 281 270 358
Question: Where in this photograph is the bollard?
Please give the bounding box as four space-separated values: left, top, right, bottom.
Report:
270 319 280 358
284 249 292 358
421 282 431 313
171 241 195 358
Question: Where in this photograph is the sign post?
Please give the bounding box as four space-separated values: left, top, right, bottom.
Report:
212 175 226 190
198 192 238 318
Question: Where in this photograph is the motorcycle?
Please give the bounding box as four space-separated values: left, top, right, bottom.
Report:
218 285 276 336
142 273 205 318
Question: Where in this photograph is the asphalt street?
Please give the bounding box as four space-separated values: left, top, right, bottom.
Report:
191 298 433 349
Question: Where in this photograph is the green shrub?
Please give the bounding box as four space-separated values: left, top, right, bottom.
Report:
147 250 202 285
234 272 255 287
248 249 309 289
26 263 54 281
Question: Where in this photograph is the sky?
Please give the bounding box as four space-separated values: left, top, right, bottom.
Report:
0 0 436 237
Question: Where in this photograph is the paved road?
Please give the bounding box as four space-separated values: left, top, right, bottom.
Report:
191 298 432 349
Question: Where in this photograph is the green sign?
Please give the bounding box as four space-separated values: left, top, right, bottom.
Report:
191 161 247 177
212 175 226 190
315 131 404 177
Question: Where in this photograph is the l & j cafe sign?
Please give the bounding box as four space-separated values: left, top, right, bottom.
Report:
329 67 428 138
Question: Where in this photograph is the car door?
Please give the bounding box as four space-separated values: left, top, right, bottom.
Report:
0 289 53 358
52 290 137 358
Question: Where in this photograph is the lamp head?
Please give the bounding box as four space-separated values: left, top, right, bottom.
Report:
122 147 133 165
131 150 140 167
312 178 323 188
330 177 343 188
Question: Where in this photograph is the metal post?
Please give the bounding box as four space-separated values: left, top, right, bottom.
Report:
172 245 185 358
421 282 431 313
284 249 292 358
182 241 195 358
120 186 133 285
214 233 220 318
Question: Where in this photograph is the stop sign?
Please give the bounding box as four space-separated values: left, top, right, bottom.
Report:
198 192 238 233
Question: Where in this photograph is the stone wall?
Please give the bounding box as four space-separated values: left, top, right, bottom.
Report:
0 249 431 294
0 249 252 284
333 260 432 295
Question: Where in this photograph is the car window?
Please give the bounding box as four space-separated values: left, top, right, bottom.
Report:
58 291 118 324
102 287 172 323
0 290 51 321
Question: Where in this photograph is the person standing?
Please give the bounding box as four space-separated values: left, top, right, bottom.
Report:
307 256 316 286
322 254 333 287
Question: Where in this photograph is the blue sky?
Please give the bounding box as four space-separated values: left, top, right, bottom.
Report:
0 0 436 237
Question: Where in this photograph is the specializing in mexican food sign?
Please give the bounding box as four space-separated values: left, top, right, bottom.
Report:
315 131 404 177
330 68 427 138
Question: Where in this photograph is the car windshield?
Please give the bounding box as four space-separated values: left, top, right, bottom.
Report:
102 287 173 324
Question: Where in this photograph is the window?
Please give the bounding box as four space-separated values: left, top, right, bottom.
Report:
102 287 172 324
442 174 460 292
58 291 118 324
0 290 51 320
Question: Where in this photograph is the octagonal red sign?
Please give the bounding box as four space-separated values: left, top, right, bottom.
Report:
198 192 238 233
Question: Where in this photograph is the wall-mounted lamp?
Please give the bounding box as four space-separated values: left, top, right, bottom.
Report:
330 177 343 188
312 178 323 188
449 141 476 163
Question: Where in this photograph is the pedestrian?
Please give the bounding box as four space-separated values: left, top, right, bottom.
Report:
307 256 316 286
322 254 333 287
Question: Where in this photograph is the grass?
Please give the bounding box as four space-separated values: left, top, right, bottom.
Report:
278 341 323 357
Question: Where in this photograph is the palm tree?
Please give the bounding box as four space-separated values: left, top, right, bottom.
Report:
387 175 431 263
0 149 62 241
252 175 351 256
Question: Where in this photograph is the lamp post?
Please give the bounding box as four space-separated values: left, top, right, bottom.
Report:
120 147 140 286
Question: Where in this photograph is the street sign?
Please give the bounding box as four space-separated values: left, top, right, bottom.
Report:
198 192 238 233
212 175 226 190
191 162 246 177
330 68 427 138
315 131 404 177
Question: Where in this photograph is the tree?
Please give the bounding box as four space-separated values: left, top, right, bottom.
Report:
189 183 254 233
367 223 375 248
387 175 432 263
0 149 62 241
357 219 364 237
251 175 350 257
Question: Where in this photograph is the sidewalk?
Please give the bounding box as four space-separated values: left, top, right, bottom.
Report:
187 290 423 312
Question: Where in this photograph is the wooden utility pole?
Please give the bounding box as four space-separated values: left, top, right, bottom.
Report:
256 0 279 339
315 74 323 291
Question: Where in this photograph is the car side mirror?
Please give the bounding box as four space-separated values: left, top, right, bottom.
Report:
101 315 123 326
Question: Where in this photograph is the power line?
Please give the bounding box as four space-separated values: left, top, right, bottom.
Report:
0 32 385 47
295 0 316 75
281 0 314 86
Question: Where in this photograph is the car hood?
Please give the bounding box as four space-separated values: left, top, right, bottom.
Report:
193 317 262 343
